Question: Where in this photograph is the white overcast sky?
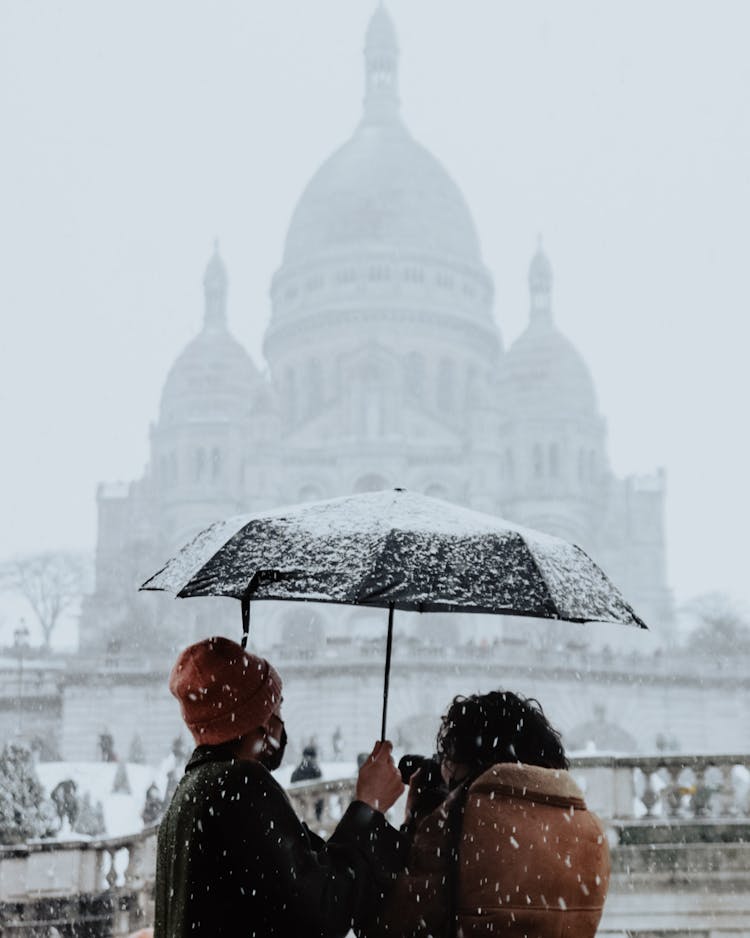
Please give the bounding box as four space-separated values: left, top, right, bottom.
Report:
1 0 749 632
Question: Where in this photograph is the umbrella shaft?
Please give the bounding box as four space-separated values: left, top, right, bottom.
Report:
381 604 395 742
241 598 250 648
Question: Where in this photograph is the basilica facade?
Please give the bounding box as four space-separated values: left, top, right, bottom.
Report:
80 6 672 660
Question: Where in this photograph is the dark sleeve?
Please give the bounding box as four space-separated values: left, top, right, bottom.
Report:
329 799 407 880
230 764 405 938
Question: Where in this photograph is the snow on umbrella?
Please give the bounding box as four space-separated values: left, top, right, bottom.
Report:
140 488 646 736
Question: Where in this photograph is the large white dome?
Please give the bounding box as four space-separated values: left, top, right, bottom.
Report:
283 121 482 266
281 6 482 268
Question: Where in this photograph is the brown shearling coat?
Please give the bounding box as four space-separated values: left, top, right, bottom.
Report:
362 762 610 938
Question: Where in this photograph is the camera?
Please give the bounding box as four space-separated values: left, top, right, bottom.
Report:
398 754 443 789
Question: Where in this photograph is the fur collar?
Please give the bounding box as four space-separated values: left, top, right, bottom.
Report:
468 762 586 809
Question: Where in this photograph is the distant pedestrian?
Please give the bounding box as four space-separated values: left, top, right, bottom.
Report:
332 726 343 759
291 744 325 822
50 779 79 831
141 783 163 826
98 731 116 762
291 744 323 783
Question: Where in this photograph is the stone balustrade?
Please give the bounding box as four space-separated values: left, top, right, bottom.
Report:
0 825 159 936
63 640 750 683
1 753 749 935
286 752 750 836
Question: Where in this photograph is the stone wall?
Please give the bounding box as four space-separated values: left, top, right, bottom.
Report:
57 643 750 766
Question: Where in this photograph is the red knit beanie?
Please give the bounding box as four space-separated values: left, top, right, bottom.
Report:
169 636 283 745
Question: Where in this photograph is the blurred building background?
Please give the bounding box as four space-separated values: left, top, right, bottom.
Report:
80 6 671 672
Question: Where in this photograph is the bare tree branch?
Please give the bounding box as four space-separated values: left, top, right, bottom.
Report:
682 592 750 655
1 552 88 649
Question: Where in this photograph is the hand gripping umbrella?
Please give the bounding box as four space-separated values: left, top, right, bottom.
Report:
140 489 646 739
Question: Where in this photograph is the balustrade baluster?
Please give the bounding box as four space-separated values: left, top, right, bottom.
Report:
641 769 659 818
612 763 635 820
690 765 710 818
105 848 118 889
718 762 738 818
124 840 140 887
664 764 683 818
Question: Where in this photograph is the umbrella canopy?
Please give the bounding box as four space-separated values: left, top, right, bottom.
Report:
142 489 645 627
141 489 646 737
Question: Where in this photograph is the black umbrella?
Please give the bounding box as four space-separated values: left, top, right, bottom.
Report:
141 489 646 738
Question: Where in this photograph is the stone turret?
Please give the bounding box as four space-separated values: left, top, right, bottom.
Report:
500 244 608 547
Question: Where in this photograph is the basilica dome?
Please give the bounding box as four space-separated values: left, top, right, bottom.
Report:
503 249 597 417
504 324 597 417
281 7 481 268
159 330 261 426
159 248 263 427
283 123 481 266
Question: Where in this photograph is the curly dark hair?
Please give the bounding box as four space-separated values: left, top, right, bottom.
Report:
436 690 569 771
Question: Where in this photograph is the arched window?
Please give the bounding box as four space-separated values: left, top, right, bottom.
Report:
405 352 424 400
306 359 323 415
194 448 206 482
298 484 323 503
403 267 424 284
363 391 383 438
211 447 221 482
285 368 297 424
549 443 559 478
533 444 544 478
368 265 390 282
464 366 476 407
437 359 455 413
353 474 389 494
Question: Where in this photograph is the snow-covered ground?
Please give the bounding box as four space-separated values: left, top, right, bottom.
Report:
36 759 361 839
36 760 172 839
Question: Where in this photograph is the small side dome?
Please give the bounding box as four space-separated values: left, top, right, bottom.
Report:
503 245 597 418
159 331 261 427
503 325 598 418
158 245 264 427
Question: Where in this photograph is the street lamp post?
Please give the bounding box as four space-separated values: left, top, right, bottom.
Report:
13 621 30 738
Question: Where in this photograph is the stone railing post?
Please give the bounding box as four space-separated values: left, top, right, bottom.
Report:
612 761 637 820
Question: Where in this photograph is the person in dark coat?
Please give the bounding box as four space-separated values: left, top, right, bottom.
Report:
291 744 323 783
291 744 326 822
154 636 405 938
